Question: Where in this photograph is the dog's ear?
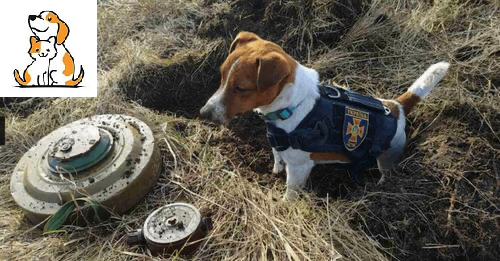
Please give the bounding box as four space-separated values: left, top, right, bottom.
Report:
56 18 69 44
256 52 291 90
229 32 259 54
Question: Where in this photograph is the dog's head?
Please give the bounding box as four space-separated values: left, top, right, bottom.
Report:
28 11 68 45
200 32 297 124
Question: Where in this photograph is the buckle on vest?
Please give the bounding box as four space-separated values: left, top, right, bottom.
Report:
278 108 293 120
383 105 391 115
326 87 341 99
314 120 329 144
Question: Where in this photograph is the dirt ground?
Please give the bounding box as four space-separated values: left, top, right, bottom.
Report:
1 0 499 260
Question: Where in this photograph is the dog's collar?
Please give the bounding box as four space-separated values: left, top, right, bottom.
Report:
259 99 305 121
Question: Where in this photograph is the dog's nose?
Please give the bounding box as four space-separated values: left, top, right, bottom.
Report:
29 15 37 21
200 105 213 120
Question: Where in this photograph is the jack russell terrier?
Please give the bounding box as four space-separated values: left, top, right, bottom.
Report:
200 32 449 200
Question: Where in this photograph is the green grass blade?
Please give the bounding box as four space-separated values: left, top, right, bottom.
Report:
43 201 78 233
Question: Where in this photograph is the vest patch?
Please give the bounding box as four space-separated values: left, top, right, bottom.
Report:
343 107 369 151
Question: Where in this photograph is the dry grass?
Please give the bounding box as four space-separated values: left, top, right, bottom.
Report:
1 0 499 260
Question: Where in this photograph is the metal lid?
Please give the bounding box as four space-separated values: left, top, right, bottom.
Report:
10 114 162 224
143 203 202 253
47 126 114 174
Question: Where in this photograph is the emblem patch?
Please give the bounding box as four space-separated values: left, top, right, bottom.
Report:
343 107 369 151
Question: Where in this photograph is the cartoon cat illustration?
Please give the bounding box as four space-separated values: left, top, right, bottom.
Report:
14 36 57 86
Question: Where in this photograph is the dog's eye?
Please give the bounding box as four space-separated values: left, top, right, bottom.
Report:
235 86 251 93
35 48 39 52
48 17 52 21
46 49 50 52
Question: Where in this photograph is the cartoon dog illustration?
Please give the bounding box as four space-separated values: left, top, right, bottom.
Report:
14 36 57 86
28 11 84 86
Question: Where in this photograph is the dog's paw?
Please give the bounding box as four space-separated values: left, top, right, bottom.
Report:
272 162 284 174
283 189 300 201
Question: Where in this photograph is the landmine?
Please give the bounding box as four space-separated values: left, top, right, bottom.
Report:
10 114 161 224
127 203 206 255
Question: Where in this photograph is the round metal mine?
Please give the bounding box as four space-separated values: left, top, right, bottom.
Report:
143 203 203 254
10 114 162 224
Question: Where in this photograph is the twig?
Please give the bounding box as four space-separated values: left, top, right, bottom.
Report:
422 244 460 249
447 183 457 228
162 137 178 169
116 250 150 258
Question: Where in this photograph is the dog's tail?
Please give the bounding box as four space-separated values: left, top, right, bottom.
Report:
14 69 30 86
396 62 449 115
65 66 84 86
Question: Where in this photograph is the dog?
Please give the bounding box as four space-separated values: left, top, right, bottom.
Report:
28 11 84 86
200 32 449 200
14 36 57 86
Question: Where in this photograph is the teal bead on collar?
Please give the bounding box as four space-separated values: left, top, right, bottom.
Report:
260 100 304 121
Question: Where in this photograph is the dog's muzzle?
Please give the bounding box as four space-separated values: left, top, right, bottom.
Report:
200 104 224 124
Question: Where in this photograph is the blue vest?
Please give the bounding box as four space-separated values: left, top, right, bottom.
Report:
265 84 398 173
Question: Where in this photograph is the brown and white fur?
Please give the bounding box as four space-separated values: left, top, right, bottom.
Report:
200 32 449 200
28 11 84 86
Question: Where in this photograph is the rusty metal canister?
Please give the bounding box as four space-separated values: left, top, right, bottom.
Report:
127 203 206 255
